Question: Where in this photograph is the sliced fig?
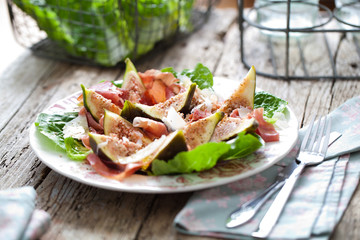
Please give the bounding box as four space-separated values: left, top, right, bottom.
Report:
81 84 121 122
121 58 146 103
218 66 256 115
103 110 152 146
89 130 188 170
210 116 258 142
183 111 225 150
121 83 196 122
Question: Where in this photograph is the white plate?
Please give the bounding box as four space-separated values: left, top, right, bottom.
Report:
29 77 298 193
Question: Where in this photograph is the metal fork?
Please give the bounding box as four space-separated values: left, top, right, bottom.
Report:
252 114 332 238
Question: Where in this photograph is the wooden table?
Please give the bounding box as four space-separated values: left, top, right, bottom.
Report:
1 6 360 240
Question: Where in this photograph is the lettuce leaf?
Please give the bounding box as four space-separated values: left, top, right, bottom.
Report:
181 63 213 89
161 67 178 78
221 132 263 160
151 142 230 175
254 91 288 118
151 131 263 175
162 63 213 89
64 137 92 161
35 112 90 161
111 80 123 88
13 0 195 66
35 112 79 150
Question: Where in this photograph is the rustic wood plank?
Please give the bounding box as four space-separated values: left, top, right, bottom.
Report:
335 34 360 77
37 173 156 240
136 193 192 240
0 63 120 190
0 52 58 131
213 21 244 80
157 9 238 72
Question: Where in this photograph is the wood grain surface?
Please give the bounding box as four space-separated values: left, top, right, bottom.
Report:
0 3 359 240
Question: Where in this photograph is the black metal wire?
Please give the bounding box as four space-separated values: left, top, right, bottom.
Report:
239 0 360 80
334 2 360 29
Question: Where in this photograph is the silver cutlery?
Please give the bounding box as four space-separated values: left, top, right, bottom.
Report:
225 130 341 228
252 115 332 238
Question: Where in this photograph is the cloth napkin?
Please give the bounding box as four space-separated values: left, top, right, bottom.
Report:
174 96 360 240
0 186 51 240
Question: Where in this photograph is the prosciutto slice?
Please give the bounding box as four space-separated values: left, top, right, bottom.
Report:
253 108 279 142
95 89 129 109
138 70 184 105
78 81 129 108
86 153 143 181
133 117 169 139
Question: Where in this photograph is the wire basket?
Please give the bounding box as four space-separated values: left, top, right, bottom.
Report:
238 0 360 80
7 0 216 67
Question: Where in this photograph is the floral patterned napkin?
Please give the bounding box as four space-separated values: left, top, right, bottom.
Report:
0 186 51 240
174 96 360 239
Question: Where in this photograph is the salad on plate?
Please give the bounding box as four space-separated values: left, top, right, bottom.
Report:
34 59 289 182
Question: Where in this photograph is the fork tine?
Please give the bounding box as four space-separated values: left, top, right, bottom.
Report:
308 116 322 151
300 114 316 151
312 116 326 152
320 117 332 155
311 117 326 152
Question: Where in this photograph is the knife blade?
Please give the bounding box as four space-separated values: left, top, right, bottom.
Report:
225 131 342 228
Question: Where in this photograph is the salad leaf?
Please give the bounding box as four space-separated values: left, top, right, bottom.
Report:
112 80 123 88
181 63 213 89
35 112 78 150
254 91 288 119
162 63 213 89
64 137 91 161
151 142 230 175
221 132 263 160
161 67 178 78
151 131 263 175
13 0 195 66
14 0 131 66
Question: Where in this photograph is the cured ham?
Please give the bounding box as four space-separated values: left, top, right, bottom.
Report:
138 69 184 105
187 108 211 122
95 89 129 109
77 81 129 109
85 110 104 133
133 117 169 139
253 108 279 142
86 153 143 181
